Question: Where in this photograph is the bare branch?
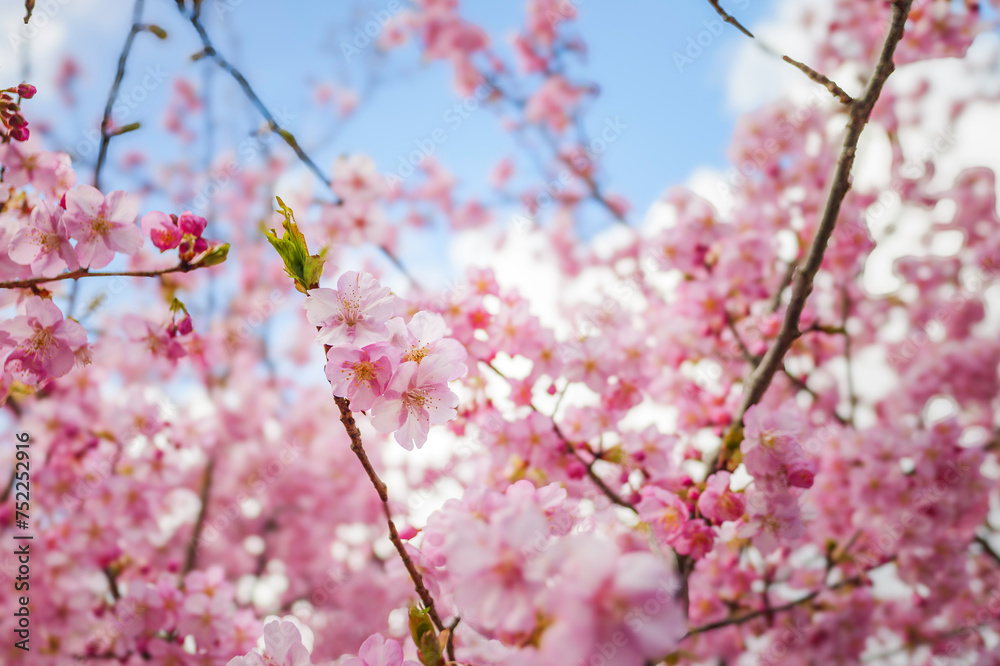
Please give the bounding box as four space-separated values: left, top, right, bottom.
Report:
718 0 914 467
332 396 455 662
180 8 418 287
183 457 214 575
0 262 199 290
94 0 146 191
782 55 854 105
706 0 754 38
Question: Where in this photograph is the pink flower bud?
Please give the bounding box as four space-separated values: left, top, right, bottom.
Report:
141 211 182 251
786 458 816 489
7 113 27 128
176 314 193 336
9 126 28 141
16 83 36 99
178 211 207 237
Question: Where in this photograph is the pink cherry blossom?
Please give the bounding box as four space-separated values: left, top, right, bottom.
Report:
227 619 313 666
8 198 78 277
636 486 690 545
63 184 143 268
141 210 184 251
1 296 88 382
698 471 746 524
304 271 395 347
325 343 394 411
386 311 467 381
370 360 460 450
342 633 420 666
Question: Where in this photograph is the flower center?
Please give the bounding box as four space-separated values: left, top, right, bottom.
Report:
28 327 54 355
352 360 374 383
90 213 112 238
403 345 430 363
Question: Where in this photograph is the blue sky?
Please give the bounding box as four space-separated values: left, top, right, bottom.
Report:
5 0 775 226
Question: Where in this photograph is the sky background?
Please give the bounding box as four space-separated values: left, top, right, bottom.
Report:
1 0 777 256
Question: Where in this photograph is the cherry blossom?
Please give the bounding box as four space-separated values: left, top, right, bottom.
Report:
304 271 395 347
62 184 143 268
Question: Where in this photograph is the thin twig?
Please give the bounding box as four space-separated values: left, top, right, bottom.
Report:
975 534 1000 569
712 0 914 475
94 0 145 191
181 8 418 287
706 0 754 38
332 396 455 662
0 262 197 290
705 0 859 106
768 261 797 313
682 557 892 639
183 457 214 575
103 567 121 601
840 286 857 425
782 56 853 105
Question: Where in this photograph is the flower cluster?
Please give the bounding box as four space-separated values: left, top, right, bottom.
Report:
1 82 35 142
305 271 467 450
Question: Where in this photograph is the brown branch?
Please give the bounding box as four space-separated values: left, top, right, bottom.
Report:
724 310 760 365
704 1 859 105
975 534 1000 569
103 567 121 601
183 457 214 576
713 0 914 473
0 262 197 290
782 56 853 105
569 444 636 510
769 261 797 313
181 8 418 287
94 0 146 191
332 396 454 662
682 556 893 639
706 0 754 38
840 286 857 425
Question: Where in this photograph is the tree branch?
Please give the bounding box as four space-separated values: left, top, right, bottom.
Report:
713 0 914 472
0 262 198 290
94 0 146 191
183 457 214 575
332 395 454 662
181 8 418 287
706 0 754 38
782 56 853 105
704 0 859 105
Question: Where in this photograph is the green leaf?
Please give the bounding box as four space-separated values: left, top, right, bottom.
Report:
408 606 445 666
111 122 141 137
168 298 189 316
265 197 324 293
195 242 230 268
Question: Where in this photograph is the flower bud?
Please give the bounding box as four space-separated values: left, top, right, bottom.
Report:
16 83 36 99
